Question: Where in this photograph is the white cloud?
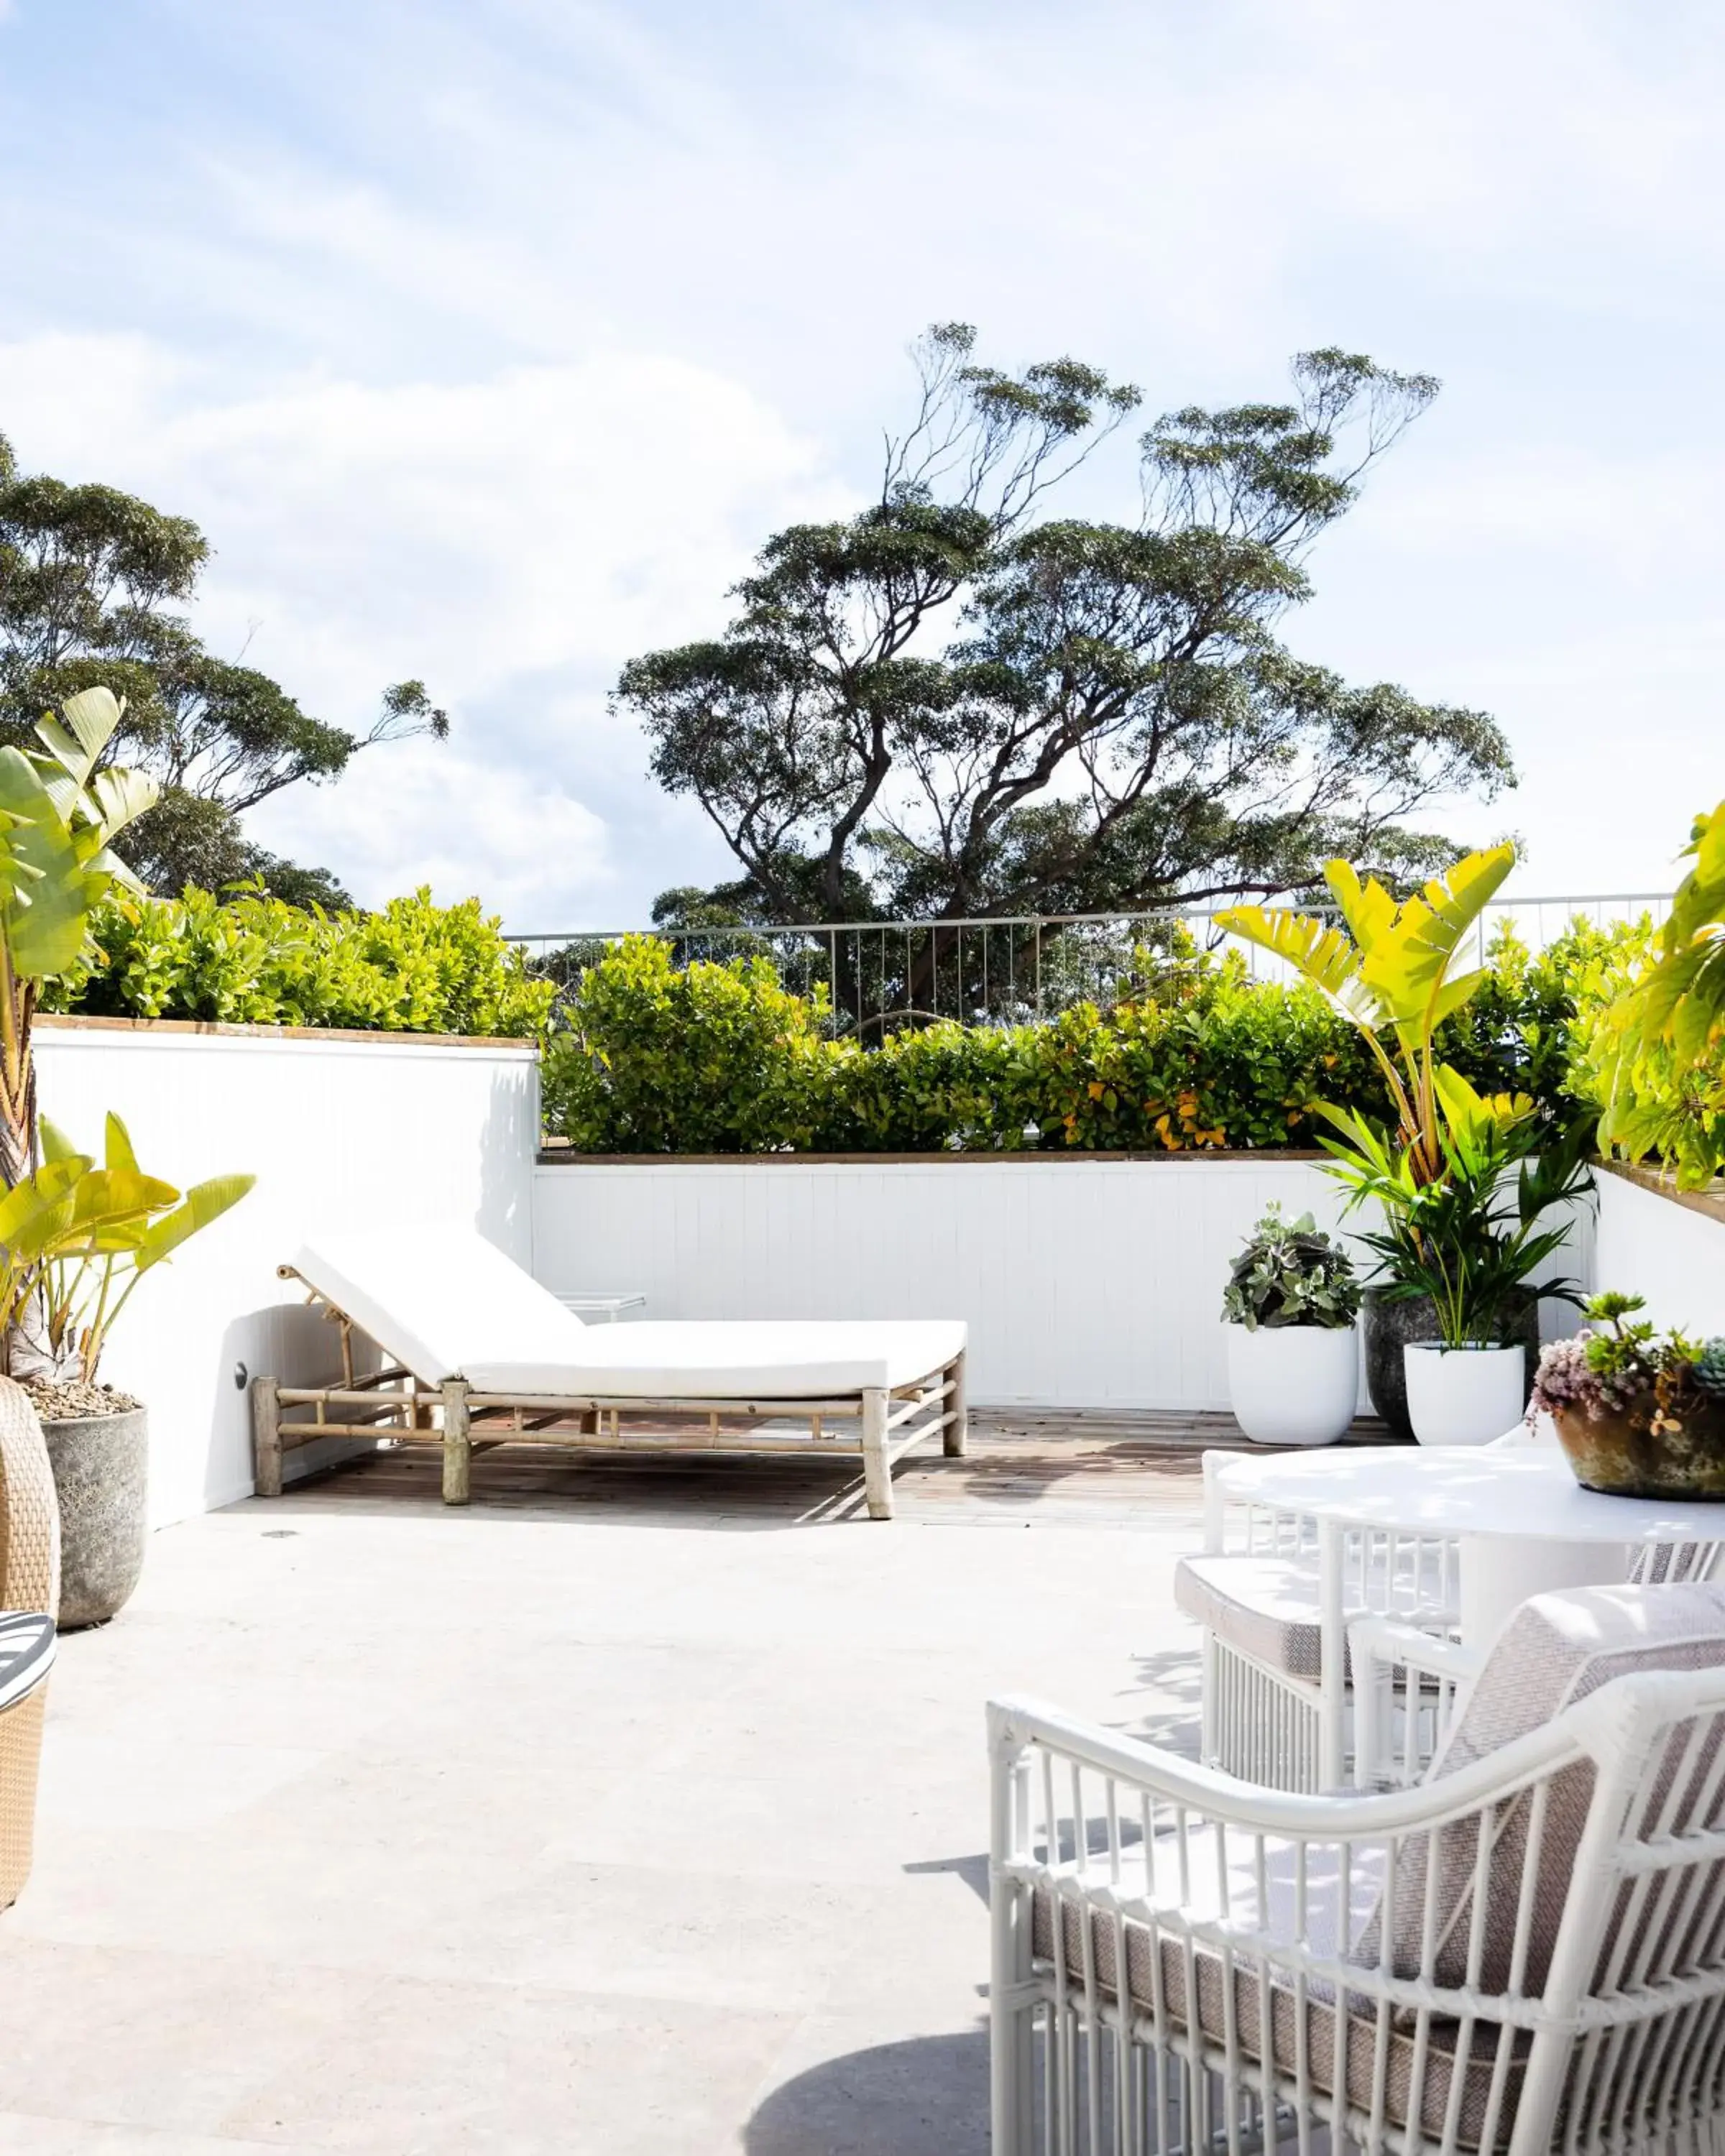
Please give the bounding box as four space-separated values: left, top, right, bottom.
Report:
0 333 841 920
253 740 610 925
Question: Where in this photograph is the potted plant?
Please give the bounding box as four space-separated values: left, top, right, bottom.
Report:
1219 847 1593 1442
0 684 254 1623
1530 1292 1725 1497
1321 1068 1588 1445
0 1113 252 1625
1 1115 253 1623
1220 1204 1361 1445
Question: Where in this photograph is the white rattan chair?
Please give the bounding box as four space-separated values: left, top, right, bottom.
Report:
1352 1538 1725 1789
1182 1451 1460 1789
990 1578 1725 2156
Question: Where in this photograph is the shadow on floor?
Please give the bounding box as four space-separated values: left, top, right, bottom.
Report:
745 2028 990 2156
1119 1641 1205 1757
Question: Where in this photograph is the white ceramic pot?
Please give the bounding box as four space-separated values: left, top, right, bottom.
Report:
1402 1342 1527 1447
1225 1322 1359 1447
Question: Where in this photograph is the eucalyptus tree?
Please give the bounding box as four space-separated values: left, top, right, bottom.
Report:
620 326 1514 938
0 432 445 900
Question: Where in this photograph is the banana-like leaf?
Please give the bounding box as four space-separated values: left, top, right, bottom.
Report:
104 1113 140 1176
39 686 124 782
1354 844 1517 1021
1213 903 1385 1028
134 1174 257 1272
68 1167 183 1233
37 1115 80 1166
1322 861 1399 957
89 765 159 840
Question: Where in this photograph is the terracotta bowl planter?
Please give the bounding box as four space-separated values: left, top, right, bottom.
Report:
1552 1394 1725 1500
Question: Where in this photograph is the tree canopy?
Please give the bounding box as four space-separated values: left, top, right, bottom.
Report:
619 326 1514 929
0 433 446 905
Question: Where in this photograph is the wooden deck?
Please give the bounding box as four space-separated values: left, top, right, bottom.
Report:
264 1406 1398 1529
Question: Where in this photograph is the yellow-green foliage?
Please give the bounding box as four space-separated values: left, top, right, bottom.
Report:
43 886 556 1038
1565 912 1725 1189
543 931 1577 1155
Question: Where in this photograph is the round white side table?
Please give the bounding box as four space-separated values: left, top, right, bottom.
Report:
1214 1447 1725 1645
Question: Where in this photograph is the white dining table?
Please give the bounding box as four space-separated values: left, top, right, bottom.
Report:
1212 1444 1725 1648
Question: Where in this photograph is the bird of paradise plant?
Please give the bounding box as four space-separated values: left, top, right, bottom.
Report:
1218 846 1593 1345
0 686 158 1193
1216 843 1519 1187
0 1112 253 1381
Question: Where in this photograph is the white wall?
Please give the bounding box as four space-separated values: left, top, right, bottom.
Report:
34 1021 538 1525
1594 1169 1725 1335
533 1156 1366 1409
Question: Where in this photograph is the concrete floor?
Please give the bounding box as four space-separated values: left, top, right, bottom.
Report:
0 1443 1207 2154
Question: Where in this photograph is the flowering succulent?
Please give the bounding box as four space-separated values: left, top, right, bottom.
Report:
1530 1292 1725 1432
1222 1204 1361 1331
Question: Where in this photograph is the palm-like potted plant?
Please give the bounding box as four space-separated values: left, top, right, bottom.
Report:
1218 846 1593 1444
0 686 253 1622
1220 1204 1361 1445
1322 1069 1588 1444
0 1113 252 1623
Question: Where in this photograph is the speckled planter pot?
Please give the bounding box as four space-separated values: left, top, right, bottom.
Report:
1553 1397 1725 1500
42 1406 149 1629
1363 1290 1539 1445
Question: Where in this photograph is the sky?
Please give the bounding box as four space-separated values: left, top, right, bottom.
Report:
1 0 1721 928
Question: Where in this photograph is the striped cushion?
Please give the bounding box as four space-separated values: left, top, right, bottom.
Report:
0 1611 54 1713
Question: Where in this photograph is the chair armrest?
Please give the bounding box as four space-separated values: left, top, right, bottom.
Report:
988 1690 1588 1839
1348 1613 1483 1685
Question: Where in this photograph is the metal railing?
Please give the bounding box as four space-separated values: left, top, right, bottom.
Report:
510 890 1672 1038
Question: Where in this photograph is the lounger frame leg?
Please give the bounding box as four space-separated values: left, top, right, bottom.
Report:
441 1378 472 1506
861 1387 893 1520
252 1376 282 1498
944 1350 968 1457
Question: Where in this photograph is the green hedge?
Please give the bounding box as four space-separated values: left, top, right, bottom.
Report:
542 928 1603 1155
44 887 556 1038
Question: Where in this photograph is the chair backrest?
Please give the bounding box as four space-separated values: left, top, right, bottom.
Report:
290 1227 595 1386
1370 1581 1725 1999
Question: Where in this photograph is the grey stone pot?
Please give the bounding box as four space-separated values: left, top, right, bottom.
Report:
1362 1291 1539 1445
42 1406 149 1629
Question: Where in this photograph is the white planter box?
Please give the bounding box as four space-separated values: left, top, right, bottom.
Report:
1403 1341 1525 1447
1224 1322 1359 1445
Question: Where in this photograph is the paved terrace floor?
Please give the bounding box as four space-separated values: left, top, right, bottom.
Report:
0 1409 1376 2155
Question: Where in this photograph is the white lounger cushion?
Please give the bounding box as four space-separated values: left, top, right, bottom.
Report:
464 1319 967 1398
290 1228 965 1397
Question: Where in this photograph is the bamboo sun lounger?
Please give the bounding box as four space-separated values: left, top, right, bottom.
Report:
252 1227 967 1519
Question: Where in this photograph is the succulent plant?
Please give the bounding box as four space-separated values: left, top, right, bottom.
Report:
1696 1338 1725 1396
1221 1204 1361 1332
1530 1294 1725 1425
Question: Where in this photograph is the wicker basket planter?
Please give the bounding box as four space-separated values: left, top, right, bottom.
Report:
1552 1394 1725 1500
40 1404 149 1628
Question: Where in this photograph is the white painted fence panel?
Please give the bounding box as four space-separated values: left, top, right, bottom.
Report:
1593 1169 1725 1335
532 1156 1366 1409
34 1021 538 1526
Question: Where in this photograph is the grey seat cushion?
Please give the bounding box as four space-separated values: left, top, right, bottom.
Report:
1174 1552 1325 1680
1029 1828 1523 2145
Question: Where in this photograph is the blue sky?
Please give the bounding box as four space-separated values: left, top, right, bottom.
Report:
1 0 1721 925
